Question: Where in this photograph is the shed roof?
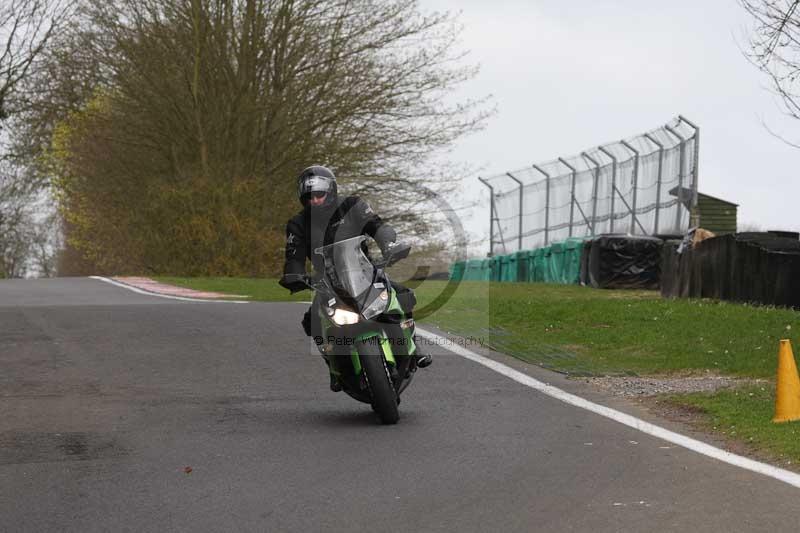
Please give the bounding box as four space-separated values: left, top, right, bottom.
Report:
667 186 739 208
697 192 739 207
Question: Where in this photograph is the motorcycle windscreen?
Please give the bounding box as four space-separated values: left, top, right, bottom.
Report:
315 236 375 300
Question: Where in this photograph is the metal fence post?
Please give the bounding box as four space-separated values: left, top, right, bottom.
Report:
597 146 617 233
619 140 640 235
581 152 601 236
664 124 686 232
678 115 700 217
478 177 495 256
506 172 524 251
643 132 664 235
558 158 577 237
532 164 551 245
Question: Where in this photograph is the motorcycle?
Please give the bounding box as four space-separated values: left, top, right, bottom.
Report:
283 236 419 424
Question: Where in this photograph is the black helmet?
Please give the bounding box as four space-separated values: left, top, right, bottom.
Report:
297 165 337 209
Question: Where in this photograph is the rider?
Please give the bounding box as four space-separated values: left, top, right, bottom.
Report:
279 165 432 391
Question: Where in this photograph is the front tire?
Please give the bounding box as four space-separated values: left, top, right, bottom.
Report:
357 338 399 425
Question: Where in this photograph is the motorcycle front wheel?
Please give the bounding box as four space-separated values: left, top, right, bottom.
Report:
357 337 399 425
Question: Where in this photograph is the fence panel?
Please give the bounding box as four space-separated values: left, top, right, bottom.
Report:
481 116 699 254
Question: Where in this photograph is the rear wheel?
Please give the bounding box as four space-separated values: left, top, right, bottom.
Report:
357 338 399 425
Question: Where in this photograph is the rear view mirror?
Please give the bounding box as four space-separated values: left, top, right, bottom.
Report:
384 243 411 267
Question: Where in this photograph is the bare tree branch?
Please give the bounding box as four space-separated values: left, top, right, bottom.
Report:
0 0 74 277
740 0 800 147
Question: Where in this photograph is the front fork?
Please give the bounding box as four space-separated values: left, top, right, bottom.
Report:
346 332 395 374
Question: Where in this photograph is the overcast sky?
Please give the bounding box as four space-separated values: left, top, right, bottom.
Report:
420 0 800 251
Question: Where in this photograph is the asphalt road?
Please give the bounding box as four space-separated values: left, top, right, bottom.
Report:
2 278 800 532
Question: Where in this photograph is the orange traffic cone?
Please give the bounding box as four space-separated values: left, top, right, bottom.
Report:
773 339 800 423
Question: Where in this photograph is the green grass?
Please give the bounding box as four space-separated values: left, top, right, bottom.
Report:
155 277 800 378
662 386 800 466
417 281 800 378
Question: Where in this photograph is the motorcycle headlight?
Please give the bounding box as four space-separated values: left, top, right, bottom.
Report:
331 307 360 325
362 291 389 320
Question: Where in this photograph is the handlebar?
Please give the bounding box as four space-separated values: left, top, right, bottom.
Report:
280 242 412 293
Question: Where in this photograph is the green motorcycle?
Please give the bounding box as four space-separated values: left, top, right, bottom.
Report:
288 236 420 424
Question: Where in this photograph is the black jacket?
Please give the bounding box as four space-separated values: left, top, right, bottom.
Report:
282 196 397 279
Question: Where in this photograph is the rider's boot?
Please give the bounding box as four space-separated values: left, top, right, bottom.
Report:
413 335 432 368
415 352 432 368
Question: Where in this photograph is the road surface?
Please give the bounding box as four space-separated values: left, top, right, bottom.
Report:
1 278 799 532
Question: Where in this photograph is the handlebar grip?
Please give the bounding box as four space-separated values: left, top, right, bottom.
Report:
384 243 411 266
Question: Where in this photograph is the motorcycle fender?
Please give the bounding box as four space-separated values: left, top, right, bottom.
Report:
350 332 396 374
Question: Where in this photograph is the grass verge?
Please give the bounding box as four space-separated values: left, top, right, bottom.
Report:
658 386 800 467
417 281 800 378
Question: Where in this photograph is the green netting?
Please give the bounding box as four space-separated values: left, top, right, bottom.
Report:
548 242 566 283
481 258 492 280
463 259 483 281
532 248 546 282
461 260 472 280
490 256 501 282
450 261 465 281
562 238 585 284
524 252 533 281
538 246 552 282
508 254 520 282
449 238 587 285
476 258 488 281
498 255 514 282
514 250 531 282
461 260 471 280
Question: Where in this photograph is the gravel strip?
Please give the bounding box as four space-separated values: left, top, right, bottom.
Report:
579 374 768 398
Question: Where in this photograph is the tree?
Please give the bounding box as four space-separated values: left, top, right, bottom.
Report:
1 1 66 123
0 159 62 278
741 0 800 143
33 0 486 276
0 0 74 277
0 193 32 278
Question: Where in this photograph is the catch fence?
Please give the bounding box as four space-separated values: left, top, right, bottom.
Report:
479 116 699 254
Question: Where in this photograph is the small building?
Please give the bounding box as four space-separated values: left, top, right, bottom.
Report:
695 192 738 235
669 187 739 235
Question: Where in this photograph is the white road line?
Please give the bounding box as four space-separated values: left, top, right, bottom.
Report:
416 327 800 490
89 276 250 304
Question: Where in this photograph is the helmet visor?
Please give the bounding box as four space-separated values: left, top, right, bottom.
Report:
298 175 335 200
